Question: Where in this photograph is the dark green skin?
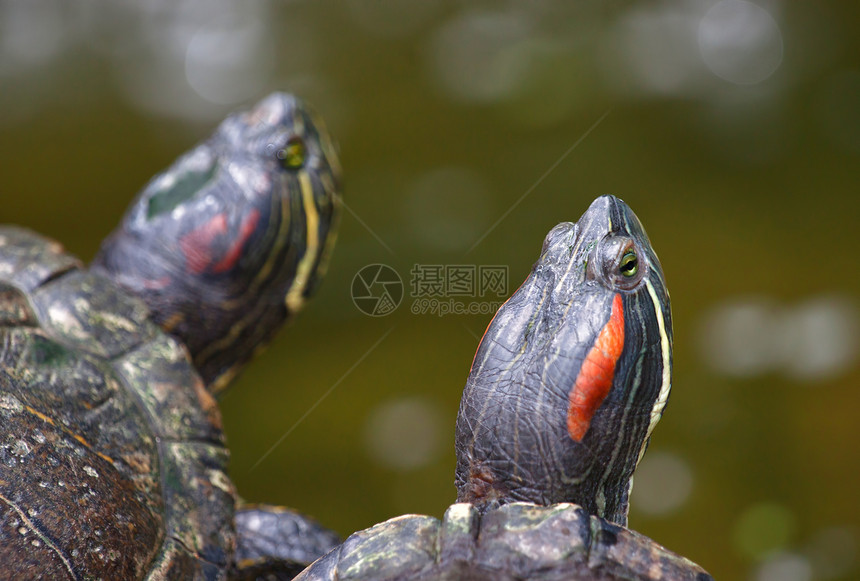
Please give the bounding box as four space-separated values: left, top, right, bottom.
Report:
0 93 341 580
296 197 710 581
233 505 341 580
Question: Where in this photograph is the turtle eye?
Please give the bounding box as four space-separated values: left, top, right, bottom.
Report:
619 250 638 277
588 235 646 291
277 136 306 170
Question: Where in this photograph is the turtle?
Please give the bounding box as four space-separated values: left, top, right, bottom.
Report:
295 196 713 581
0 93 343 580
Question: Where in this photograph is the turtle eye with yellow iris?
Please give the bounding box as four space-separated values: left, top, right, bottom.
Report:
619 250 638 278
277 136 306 170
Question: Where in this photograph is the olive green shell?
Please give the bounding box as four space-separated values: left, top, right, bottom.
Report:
0 226 235 580
295 503 712 581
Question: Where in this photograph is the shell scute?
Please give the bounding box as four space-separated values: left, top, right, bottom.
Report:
0 226 232 579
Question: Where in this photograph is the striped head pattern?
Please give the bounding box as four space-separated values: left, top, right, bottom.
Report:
455 195 672 526
93 93 342 393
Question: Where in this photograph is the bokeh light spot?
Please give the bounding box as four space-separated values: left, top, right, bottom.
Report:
698 297 781 377
404 167 490 251
698 0 783 85
630 450 694 517
426 9 531 103
605 4 702 97
806 525 858 579
779 296 859 381
364 397 444 471
346 0 441 38
494 39 587 128
185 16 273 105
698 295 858 381
754 551 812 581
733 502 797 560
0 1 65 74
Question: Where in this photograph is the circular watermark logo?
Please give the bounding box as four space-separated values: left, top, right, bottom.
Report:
351 264 404 316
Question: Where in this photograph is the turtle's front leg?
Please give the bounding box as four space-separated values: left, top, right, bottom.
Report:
230 504 341 580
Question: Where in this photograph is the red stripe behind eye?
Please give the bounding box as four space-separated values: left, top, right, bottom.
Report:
179 210 261 275
213 209 260 273
180 214 227 275
567 293 625 442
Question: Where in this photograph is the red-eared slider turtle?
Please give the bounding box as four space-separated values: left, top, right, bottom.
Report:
296 196 712 581
0 93 342 580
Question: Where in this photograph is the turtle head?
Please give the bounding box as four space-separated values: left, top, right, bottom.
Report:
92 93 342 393
454 195 672 526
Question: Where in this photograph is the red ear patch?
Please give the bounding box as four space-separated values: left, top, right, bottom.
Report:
567 293 625 441
181 214 227 275
179 209 261 275
213 210 260 273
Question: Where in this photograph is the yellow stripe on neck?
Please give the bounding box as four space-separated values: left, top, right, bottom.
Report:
285 170 320 313
637 278 672 465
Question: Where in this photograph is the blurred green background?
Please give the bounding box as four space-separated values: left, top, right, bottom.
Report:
2 1 859 579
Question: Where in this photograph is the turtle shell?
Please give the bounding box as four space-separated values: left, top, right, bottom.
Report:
295 503 712 581
0 226 235 580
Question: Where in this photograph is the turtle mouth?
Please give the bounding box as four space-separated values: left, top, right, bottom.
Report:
243 92 303 129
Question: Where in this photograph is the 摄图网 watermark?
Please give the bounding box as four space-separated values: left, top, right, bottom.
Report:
351 264 509 317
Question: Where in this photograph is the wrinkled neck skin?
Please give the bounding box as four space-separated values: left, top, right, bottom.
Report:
92 93 341 393
455 195 673 527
